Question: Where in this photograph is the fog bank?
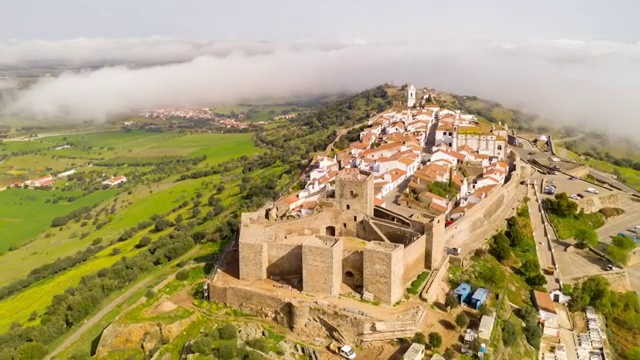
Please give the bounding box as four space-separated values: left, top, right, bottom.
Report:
1 38 639 134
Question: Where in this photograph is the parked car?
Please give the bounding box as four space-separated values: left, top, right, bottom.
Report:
570 194 580 200
451 247 462 256
603 264 614 271
586 187 599 194
569 176 578 180
577 193 585 199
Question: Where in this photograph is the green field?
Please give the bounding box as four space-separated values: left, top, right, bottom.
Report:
0 188 117 251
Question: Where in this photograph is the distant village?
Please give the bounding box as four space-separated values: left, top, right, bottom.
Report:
136 107 270 129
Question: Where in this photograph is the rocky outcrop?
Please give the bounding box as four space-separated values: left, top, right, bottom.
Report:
95 313 198 357
576 193 621 213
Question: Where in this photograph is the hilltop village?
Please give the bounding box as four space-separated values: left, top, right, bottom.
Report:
210 85 533 355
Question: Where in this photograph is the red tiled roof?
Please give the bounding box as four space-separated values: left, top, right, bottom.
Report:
281 193 299 205
533 290 557 314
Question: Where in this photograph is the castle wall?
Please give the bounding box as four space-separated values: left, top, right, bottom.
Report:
357 220 388 242
302 239 343 296
342 250 364 287
443 159 524 253
239 241 267 281
403 234 426 284
363 243 404 305
368 219 419 245
210 285 295 328
267 243 302 278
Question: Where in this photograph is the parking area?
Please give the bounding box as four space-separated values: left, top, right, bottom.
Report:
595 194 640 244
554 246 610 280
533 172 612 200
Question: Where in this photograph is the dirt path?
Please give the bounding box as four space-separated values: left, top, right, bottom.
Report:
46 247 200 359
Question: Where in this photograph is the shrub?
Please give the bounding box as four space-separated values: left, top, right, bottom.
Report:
219 323 238 340
444 293 459 312
176 269 189 281
145 289 156 299
217 341 237 359
412 332 426 345
489 232 511 262
111 248 121 256
246 338 269 353
136 236 152 248
407 271 429 295
455 313 469 330
443 347 456 360
428 332 442 350
502 320 518 347
191 335 214 354
599 207 625 219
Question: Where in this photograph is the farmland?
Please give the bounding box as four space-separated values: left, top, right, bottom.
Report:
0 128 263 332
0 131 261 187
0 130 260 283
0 188 117 252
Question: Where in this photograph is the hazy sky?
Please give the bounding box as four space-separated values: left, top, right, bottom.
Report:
2 0 638 41
1 1 639 136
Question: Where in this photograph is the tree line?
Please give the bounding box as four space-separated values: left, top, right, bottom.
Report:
0 244 106 300
0 234 195 359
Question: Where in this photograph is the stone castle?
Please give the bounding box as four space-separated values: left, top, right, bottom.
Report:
237 168 445 305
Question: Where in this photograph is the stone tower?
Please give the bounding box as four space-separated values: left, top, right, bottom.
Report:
407 84 416 108
334 168 374 236
424 213 446 269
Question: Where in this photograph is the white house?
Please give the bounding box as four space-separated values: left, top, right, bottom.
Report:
102 176 127 187
386 122 405 135
430 148 466 167
383 169 408 189
359 142 403 161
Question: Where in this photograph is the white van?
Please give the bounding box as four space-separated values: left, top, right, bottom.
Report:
339 345 356 359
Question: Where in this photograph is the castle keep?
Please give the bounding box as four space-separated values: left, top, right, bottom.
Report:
237 168 445 305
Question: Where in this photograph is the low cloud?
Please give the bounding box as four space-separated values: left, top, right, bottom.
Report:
1 37 640 135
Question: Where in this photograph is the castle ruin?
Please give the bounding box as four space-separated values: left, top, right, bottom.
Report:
236 168 445 305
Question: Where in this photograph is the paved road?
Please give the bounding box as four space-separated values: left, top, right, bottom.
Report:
553 134 585 144
46 247 200 359
588 168 640 196
527 188 557 291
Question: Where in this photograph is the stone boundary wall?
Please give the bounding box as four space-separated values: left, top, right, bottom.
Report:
420 255 450 304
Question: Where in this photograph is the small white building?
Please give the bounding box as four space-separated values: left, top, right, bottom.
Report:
550 289 571 305
102 176 128 187
478 313 496 341
403 343 425 360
